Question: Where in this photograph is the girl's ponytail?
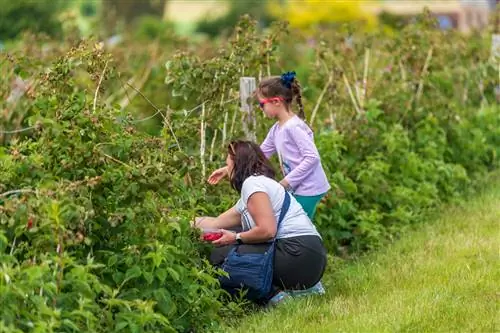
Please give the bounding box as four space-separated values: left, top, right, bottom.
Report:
291 79 305 120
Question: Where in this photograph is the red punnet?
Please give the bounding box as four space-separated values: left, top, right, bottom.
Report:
201 228 223 241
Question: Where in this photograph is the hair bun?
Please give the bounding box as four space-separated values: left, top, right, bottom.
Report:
280 71 296 88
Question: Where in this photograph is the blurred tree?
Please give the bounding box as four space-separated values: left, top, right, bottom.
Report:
196 0 272 37
101 0 167 35
267 0 377 31
0 0 67 40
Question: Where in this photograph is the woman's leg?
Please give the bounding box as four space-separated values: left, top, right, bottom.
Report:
273 235 327 290
294 193 326 220
209 241 269 266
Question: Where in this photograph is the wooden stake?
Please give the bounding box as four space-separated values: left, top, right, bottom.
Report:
239 77 257 141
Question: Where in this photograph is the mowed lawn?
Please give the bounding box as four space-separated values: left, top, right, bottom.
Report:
226 174 500 333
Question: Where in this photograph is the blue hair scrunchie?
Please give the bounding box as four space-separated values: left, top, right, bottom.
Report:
280 71 296 88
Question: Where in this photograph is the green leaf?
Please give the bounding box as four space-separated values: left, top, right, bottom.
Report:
108 255 118 267
143 271 154 284
125 266 142 281
166 268 180 282
115 321 128 331
156 268 167 283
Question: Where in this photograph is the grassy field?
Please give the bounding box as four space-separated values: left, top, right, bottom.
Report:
226 174 500 333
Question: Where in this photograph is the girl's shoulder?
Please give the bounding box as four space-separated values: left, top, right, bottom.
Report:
282 116 313 135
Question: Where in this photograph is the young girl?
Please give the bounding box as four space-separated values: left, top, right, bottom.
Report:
209 71 330 221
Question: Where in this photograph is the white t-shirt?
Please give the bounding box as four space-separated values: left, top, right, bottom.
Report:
234 175 321 239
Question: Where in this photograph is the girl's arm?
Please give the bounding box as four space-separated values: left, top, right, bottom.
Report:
282 126 320 189
260 124 277 159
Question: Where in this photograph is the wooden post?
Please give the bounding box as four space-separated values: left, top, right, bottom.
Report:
239 77 257 141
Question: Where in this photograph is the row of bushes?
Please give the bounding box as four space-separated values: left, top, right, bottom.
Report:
1 13 498 332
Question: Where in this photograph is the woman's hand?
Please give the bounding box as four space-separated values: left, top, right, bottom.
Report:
207 166 229 185
212 229 237 247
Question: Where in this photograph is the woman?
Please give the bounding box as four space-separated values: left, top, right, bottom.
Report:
194 140 327 304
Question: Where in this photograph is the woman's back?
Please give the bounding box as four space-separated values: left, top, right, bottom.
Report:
235 175 320 239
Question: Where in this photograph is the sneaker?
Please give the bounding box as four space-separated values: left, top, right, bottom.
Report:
287 281 326 298
313 280 326 295
267 291 291 307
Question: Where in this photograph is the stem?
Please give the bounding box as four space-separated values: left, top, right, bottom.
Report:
127 83 182 152
119 42 158 111
209 129 217 162
101 153 133 169
399 59 407 88
222 109 229 148
220 84 227 147
329 110 336 131
9 236 16 256
230 107 237 137
343 73 362 115
0 189 35 198
416 47 434 104
0 126 36 135
310 73 333 127
93 60 109 113
200 103 206 183
362 48 370 108
161 107 182 152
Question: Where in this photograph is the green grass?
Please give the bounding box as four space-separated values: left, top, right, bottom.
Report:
225 175 500 333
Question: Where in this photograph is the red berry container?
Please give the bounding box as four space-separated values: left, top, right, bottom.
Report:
202 228 223 241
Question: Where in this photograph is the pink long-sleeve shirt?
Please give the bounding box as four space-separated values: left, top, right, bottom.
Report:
260 115 331 196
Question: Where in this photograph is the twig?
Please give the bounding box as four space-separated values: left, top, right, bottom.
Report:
342 73 362 115
209 129 218 162
119 42 159 111
93 60 109 113
132 110 162 123
230 105 237 137
180 104 204 125
181 97 238 126
9 237 16 256
219 84 227 147
361 48 370 108
349 61 361 103
126 83 182 151
329 111 336 131
416 47 434 103
101 153 133 169
161 107 182 152
222 108 229 148
126 83 159 113
0 126 36 135
200 103 207 183
310 73 333 127
266 53 271 77
0 188 36 198
399 59 407 88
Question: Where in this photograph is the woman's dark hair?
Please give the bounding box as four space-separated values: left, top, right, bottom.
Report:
257 73 305 120
228 140 276 193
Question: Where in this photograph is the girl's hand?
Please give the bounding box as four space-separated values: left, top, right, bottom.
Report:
279 179 293 192
207 166 229 185
212 229 237 247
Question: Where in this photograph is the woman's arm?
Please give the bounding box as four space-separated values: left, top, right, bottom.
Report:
195 207 241 230
213 192 276 246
